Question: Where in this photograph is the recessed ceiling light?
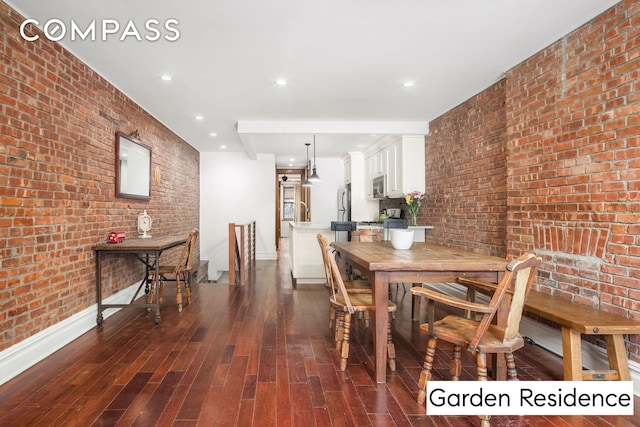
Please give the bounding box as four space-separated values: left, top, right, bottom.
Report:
276 79 287 86
289 157 295 162
160 74 172 81
403 81 415 87
195 115 204 121
220 145 227 149
210 132 217 137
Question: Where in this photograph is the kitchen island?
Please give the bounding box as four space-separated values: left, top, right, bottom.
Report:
288 222 334 288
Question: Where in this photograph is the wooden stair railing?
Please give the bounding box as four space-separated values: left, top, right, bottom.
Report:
228 221 256 286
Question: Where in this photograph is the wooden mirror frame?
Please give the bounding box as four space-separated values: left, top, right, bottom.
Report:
115 131 152 200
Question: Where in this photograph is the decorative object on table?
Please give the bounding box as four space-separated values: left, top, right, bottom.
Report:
108 230 126 243
137 210 152 238
390 229 414 249
405 191 424 226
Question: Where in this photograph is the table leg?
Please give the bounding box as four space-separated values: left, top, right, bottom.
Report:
96 252 104 325
153 250 161 324
562 327 583 380
373 272 390 383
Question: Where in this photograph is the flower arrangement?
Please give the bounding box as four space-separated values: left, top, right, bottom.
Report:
405 191 424 225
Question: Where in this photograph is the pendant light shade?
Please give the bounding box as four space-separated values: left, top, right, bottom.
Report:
308 135 321 182
302 143 313 187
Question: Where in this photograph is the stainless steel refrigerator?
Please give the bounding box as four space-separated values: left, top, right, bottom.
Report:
337 185 351 222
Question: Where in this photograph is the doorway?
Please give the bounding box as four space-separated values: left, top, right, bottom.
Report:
275 168 310 250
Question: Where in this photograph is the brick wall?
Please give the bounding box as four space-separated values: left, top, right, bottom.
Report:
424 81 508 257
425 0 640 362
0 4 200 352
505 0 640 359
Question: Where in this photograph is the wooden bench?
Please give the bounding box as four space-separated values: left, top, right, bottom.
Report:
457 277 640 382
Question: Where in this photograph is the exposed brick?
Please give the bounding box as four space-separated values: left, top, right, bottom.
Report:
0 3 200 352
426 0 640 363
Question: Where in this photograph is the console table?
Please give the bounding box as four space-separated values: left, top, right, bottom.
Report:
93 235 187 325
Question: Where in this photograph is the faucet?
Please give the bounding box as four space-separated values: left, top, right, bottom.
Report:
298 201 310 222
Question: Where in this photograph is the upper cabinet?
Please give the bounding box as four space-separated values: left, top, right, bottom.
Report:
388 135 425 197
365 135 425 199
343 155 352 184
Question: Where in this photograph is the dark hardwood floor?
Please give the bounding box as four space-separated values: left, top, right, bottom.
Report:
1 240 639 426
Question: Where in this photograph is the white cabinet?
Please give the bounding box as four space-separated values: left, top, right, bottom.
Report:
364 135 425 199
386 136 425 198
385 143 398 194
343 156 351 184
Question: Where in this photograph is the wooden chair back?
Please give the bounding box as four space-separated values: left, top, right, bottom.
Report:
468 252 541 353
317 234 354 311
173 228 199 274
351 229 382 242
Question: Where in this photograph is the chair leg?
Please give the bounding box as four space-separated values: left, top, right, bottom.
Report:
175 276 183 312
477 352 491 427
505 352 518 380
328 307 335 331
340 312 352 371
147 275 155 307
159 278 164 304
451 345 462 381
387 316 396 372
335 310 344 350
476 352 488 381
417 336 437 405
184 272 191 305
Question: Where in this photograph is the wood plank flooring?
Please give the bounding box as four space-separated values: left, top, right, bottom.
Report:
1 242 639 426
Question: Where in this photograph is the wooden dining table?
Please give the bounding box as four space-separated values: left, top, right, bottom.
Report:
331 241 508 383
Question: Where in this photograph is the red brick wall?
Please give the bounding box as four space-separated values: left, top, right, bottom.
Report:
0 4 200 351
424 81 508 257
425 0 640 362
505 0 640 360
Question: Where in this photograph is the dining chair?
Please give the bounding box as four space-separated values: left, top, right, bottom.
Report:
348 229 382 280
409 252 541 426
318 234 372 342
147 228 199 312
317 233 397 371
351 229 382 242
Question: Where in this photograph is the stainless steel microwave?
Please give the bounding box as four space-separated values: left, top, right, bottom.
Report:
372 175 386 199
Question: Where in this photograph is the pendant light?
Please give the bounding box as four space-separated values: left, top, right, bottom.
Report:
308 135 321 182
302 143 312 187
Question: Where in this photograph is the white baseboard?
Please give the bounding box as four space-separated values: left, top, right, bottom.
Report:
420 283 640 396
0 282 140 386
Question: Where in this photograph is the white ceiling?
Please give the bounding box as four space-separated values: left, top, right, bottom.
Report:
7 0 619 167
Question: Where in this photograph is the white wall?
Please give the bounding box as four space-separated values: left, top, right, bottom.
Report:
309 157 344 225
199 154 344 279
200 152 277 279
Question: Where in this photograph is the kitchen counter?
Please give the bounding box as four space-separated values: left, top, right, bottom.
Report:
356 222 434 242
289 221 332 230
288 222 333 287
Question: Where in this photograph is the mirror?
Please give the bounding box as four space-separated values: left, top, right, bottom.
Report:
116 131 151 200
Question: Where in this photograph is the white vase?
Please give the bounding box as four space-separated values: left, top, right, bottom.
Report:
390 229 414 250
